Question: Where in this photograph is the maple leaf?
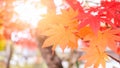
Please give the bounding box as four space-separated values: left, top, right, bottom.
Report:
78 6 117 34
83 28 120 54
79 46 108 68
100 1 120 27
37 12 59 33
78 14 102 34
38 8 79 51
77 0 120 34
41 24 78 51
57 8 79 27
37 8 79 35
65 0 84 12
76 26 93 39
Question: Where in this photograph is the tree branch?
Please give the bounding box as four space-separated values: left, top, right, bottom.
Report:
6 41 13 68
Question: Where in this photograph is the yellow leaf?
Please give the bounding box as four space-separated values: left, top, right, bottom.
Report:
0 35 6 51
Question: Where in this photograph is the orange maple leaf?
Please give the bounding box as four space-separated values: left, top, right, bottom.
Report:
57 8 78 26
41 24 78 51
37 8 78 33
79 46 108 68
37 8 79 51
37 12 59 34
83 28 120 54
76 26 94 39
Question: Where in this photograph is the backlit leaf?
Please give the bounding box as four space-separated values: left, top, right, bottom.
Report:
42 24 78 51
79 46 108 68
84 28 120 54
37 8 79 51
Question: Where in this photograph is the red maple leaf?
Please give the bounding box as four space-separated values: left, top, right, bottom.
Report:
65 0 84 12
100 0 120 27
78 5 117 34
78 14 101 34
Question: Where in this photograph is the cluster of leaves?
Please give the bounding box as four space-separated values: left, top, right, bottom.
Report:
38 0 120 68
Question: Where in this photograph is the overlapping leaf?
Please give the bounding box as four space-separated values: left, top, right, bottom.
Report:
65 0 84 12
76 26 93 39
78 6 117 34
67 0 120 34
83 28 120 54
100 0 120 27
78 14 102 34
79 46 108 68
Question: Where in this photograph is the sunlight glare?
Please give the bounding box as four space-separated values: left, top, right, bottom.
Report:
13 0 47 27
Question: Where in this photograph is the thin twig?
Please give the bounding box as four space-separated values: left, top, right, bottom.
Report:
107 54 120 64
